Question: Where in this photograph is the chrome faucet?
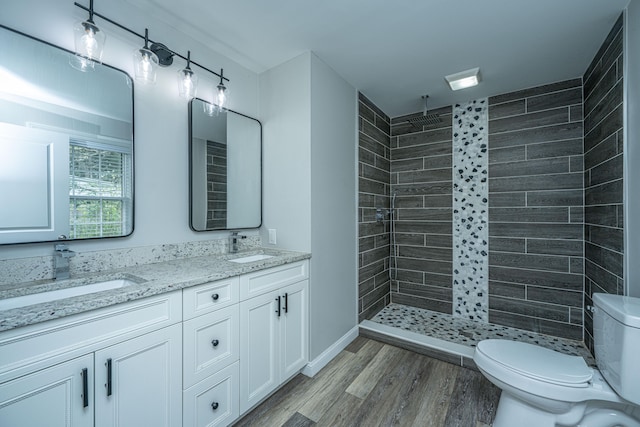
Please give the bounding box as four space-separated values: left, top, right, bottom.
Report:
54 244 76 280
229 232 247 254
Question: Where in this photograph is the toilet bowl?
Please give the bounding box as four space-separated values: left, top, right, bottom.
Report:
473 293 640 427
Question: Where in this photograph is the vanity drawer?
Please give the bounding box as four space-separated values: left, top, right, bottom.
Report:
183 362 239 427
239 261 308 300
183 277 239 320
183 305 239 388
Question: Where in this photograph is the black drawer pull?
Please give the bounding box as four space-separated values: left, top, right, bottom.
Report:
211 293 219 301
211 339 219 347
106 358 112 397
276 296 281 317
211 401 219 410
81 368 89 408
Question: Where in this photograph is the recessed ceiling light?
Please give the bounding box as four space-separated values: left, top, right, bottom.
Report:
445 67 481 91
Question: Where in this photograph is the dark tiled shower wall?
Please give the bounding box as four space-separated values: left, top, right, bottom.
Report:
358 93 392 322
487 79 585 340
388 107 454 313
206 141 227 229
583 14 624 352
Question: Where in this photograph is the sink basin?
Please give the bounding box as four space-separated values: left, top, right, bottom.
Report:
0 279 136 311
229 254 274 264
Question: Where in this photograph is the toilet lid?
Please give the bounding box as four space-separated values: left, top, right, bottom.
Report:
476 339 593 386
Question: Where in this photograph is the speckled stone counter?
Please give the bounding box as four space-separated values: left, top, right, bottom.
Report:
0 248 310 332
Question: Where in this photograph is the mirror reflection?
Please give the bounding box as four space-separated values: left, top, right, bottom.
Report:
0 25 134 245
189 99 261 231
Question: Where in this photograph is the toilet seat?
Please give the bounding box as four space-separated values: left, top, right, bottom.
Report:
475 339 592 387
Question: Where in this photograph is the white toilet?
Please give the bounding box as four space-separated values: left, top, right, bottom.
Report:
473 293 640 427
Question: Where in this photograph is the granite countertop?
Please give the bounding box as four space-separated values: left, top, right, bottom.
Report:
0 248 310 332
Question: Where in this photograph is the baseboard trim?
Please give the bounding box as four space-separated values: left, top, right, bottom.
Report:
302 325 359 377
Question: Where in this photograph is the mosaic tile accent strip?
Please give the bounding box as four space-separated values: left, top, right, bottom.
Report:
371 303 594 364
452 99 489 322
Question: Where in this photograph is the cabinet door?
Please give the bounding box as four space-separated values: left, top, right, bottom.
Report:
0 354 93 427
95 324 182 427
239 291 279 414
281 280 308 380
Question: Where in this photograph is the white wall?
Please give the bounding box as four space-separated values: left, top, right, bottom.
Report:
259 52 357 360
625 0 640 297
309 54 357 359
0 0 259 261
259 53 312 252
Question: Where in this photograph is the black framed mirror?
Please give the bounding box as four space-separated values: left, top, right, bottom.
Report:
189 99 261 231
0 24 134 245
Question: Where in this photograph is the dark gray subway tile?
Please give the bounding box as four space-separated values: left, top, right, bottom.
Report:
488 310 582 340
396 257 452 275
489 252 569 273
423 155 453 170
526 88 582 113
489 295 571 322
489 266 583 290
570 105 583 123
359 92 389 123
394 181 452 196
391 293 452 314
488 207 569 223
359 259 386 283
397 282 452 301
397 208 452 221
490 157 569 178
584 205 618 227
489 107 569 134
423 194 453 208
488 192 526 207
361 163 389 183
359 177 387 195
361 246 392 267
359 132 387 156
359 147 376 166
395 269 424 284
393 195 424 208
588 225 623 253
584 133 617 170
398 246 453 262
585 242 623 277
489 146 526 164
526 139 583 160
527 239 583 256
489 237 526 253
585 80 623 136
375 114 391 135
361 119 390 146
489 122 583 149
490 222 582 239
376 155 390 172
584 104 623 152
489 79 581 105
424 272 453 288
361 283 391 312
490 172 582 192
488 99 526 120
394 233 425 246
589 154 622 187
425 234 453 248
359 193 375 208
398 168 452 184
584 179 623 205
359 221 387 238
359 101 375 124
393 140 452 160
391 158 423 172
570 257 584 274
489 281 526 299
527 189 583 207
527 286 582 308
395 221 452 235
570 156 584 172
396 127 453 148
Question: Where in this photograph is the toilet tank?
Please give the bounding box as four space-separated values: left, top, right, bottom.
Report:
593 293 640 405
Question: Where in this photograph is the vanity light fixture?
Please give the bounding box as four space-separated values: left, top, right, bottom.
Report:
133 29 159 85
72 1 229 99
177 51 198 99
445 67 481 91
71 0 105 71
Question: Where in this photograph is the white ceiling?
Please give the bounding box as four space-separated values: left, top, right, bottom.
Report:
126 0 629 118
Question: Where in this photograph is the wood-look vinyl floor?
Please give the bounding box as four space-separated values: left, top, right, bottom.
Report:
234 337 501 427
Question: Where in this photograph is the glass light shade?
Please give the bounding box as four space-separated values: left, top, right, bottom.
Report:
133 48 159 85
177 68 198 100
73 20 105 63
202 100 219 117
216 82 228 109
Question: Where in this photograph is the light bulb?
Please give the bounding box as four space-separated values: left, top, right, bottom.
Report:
178 68 198 100
216 83 227 109
73 20 105 64
133 48 159 85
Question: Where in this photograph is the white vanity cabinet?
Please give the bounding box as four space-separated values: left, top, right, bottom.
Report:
0 291 182 427
239 261 308 413
182 277 240 427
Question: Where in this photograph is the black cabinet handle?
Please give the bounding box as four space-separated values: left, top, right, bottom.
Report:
276 296 281 317
81 368 89 408
211 401 219 411
211 339 219 347
106 358 112 397
211 293 219 301
283 293 288 314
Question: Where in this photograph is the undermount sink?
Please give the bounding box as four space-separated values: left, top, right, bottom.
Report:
229 254 274 264
0 279 136 311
